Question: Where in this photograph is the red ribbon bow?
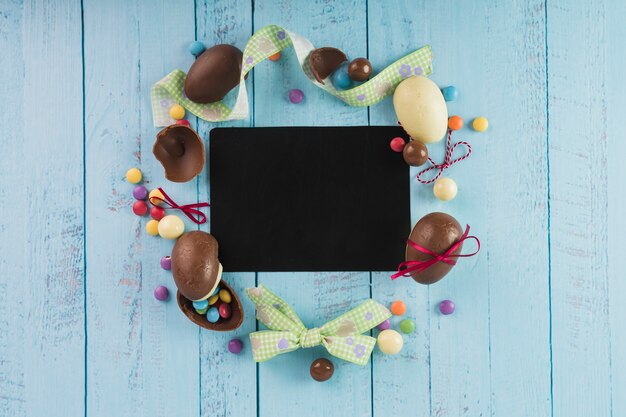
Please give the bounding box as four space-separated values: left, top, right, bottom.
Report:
149 187 210 225
416 129 472 184
390 225 480 280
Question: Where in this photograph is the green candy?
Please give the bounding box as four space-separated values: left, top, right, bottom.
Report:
195 307 209 315
399 319 415 334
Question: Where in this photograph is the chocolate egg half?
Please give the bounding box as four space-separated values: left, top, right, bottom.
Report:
176 279 244 331
184 44 244 104
153 125 205 183
309 47 347 84
406 212 463 285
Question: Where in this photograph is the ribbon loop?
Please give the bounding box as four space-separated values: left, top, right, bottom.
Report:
149 187 209 225
415 130 472 184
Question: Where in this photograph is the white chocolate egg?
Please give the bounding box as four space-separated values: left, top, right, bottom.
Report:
377 329 404 355
393 76 448 143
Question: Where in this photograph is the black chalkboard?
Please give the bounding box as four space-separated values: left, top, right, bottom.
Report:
210 126 410 271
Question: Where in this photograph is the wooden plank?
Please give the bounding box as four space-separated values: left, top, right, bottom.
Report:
253 1 371 416
547 0 612 415
194 1 258 416
0 1 87 416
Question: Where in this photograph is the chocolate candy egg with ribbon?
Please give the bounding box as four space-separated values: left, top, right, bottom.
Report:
393 76 448 143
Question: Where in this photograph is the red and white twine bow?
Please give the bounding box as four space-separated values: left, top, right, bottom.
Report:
415 129 472 184
149 187 210 224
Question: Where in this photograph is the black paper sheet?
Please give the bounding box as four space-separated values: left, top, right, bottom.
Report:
210 126 410 272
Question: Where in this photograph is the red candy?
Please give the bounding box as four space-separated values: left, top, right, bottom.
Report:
176 119 190 126
390 137 406 152
150 206 166 220
218 302 232 319
133 200 148 216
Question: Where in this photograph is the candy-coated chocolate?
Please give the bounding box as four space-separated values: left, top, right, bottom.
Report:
150 206 165 221
171 231 222 301
146 219 160 236
377 329 403 354
169 104 185 120
439 299 455 315
154 285 169 301
390 300 406 316
175 119 190 126
393 76 448 143
330 62 353 90
195 307 208 315
347 57 372 81
399 319 415 334
389 137 406 153
472 116 489 132
206 307 220 323
193 299 209 310
188 40 206 56
219 289 232 303
433 177 458 201
288 89 304 104
406 212 464 284
208 294 219 305
218 302 232 319
153 125 205 183
269 52 281 61
210 286 220 297
448 115 464 131
402 140 428 166
309 47 347 84
158 215 184 240
160 255 171 270
133 185 148 200
132 200 148 216
149 189 165 206
125 167 142 184
310 358 334 382
228 338 244 354
441 86 458 102
377 319 391 331
184 44 244 104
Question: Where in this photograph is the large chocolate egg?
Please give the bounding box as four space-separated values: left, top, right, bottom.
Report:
171 231 222 301
184 44 244 104
406 212 463 284
153 125 205 183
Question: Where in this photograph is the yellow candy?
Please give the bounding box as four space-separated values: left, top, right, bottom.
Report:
377 329 403 355
158 215 184 240
146 219 159 236
208 294 219 305
169 104 185 120
126 167 142 184
433 177 458 201
219 289 232 303
472 116 489 132
149 189 165 206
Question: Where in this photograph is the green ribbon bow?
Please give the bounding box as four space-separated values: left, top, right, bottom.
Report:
246 285 391 366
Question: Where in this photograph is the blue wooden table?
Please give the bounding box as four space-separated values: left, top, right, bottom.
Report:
1 0 625 416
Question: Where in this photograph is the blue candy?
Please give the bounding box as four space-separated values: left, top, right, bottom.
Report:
441 86 458 102
331 62 353 90
192 299 209 310
188 41 206 57
207 307 220 323
210 286 220 297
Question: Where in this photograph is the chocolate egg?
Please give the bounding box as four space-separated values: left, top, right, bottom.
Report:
406 212 464 284
402 140 429 166
347 57 372 81
153 125 205 183
184 44 244 104
176 279 243 331
309 47 347 84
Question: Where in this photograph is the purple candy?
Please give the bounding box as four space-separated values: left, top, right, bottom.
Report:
439 299 455 315
377 319 391 331
288 88 304 104
133 185 148 200
160 256 172 271
154 285 169 301
228 338 243 354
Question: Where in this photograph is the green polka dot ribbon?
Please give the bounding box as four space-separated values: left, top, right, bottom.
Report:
151 24 433 126
246 285 392 366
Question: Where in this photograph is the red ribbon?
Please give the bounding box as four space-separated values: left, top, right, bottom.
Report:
390 225 480 280
149 187 210 225
415 129 472 184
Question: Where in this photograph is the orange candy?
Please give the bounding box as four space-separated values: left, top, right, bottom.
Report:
269 52 281 61
447 115 464 131
390 301 407 316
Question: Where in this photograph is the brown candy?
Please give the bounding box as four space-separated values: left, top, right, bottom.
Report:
153 125 205 183
402 140 429 166
310 358 334 382
406 212 464 285
184 44 244 104
309 47 347 84
347 57 372 81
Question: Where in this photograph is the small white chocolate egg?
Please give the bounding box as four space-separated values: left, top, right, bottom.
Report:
433 177 458 201
377 329 404 355
393 76 448 143
158 215 185 239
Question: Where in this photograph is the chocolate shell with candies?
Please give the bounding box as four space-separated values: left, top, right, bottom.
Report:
308 47 347 84
405 212 464 285
172 231 244 331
